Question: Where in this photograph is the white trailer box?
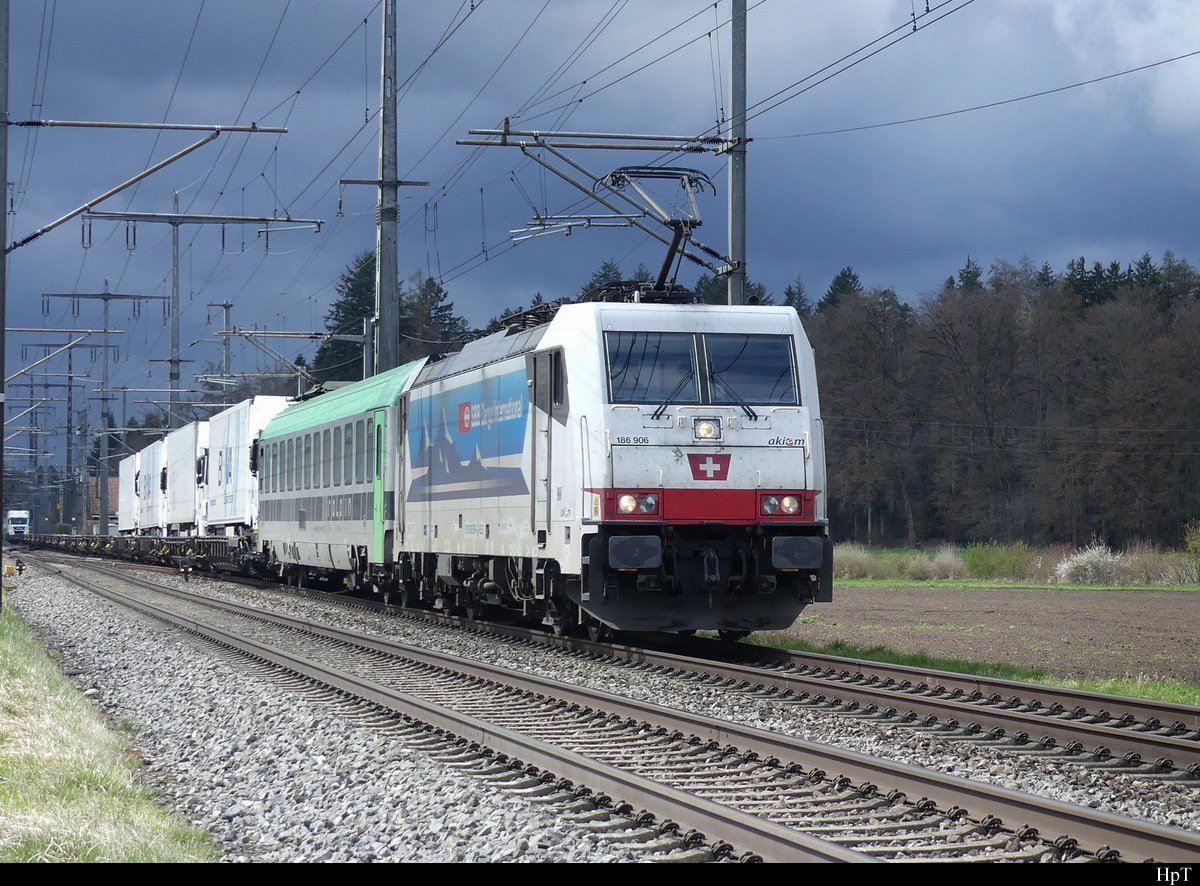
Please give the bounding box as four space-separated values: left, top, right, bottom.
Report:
205 396 290 535
165 421 209 535
138 439 166 535
118 452 140 533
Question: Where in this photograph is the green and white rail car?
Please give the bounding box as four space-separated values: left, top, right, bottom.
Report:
256 360 424 590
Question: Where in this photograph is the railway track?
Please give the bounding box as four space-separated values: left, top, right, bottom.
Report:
35 555 1200 863
32 552 1200 783
575 636 1200 780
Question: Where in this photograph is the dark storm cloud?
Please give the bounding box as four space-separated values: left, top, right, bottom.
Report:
6 1 1200 439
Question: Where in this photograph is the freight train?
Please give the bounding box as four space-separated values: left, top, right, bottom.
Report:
38 287 832 638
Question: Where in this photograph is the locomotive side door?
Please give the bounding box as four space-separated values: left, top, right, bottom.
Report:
529 350 567 550
530 352 552 548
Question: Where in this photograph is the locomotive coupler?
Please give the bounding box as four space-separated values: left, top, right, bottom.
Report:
735 546 761 595
702 547 720 587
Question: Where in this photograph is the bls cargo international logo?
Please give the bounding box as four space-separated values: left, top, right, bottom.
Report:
407 371 530 502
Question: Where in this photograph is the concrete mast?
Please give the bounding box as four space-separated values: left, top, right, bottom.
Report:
374 0 400 375
727 0 747 306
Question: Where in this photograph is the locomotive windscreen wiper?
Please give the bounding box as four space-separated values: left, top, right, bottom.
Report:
651 368 695 420
708 367 758 421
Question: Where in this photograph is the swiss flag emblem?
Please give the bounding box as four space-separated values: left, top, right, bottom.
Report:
688 452 730 481
458 402 472 433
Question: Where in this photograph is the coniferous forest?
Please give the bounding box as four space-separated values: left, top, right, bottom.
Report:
805 253 1200 549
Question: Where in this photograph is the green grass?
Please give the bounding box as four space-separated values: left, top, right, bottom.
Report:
0 599 217 863
754 632 1200 706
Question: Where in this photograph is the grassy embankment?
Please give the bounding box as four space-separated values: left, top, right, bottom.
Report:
0 589 216 863
755 541 1200 707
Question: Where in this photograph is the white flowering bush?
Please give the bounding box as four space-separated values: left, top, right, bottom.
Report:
1053 542 1123 584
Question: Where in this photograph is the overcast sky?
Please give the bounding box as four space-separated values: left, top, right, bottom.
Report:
5 1 1200 447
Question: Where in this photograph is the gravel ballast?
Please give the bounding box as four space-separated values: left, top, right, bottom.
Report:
8 563 1200 862
7 567 646 863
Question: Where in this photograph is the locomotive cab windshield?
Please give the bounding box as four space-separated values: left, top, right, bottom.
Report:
604 330 799 408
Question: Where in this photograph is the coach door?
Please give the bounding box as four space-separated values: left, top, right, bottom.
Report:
372 409 387 563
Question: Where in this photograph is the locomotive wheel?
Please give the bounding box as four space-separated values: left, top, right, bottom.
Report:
586 620 611 643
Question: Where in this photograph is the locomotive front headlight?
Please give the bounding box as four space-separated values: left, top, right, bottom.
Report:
693 418 720 440
761 495 780 514
638 493 659 514
617 493 639 514
781 495 800 515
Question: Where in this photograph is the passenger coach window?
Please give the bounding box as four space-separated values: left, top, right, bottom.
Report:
333 426 342 486
322 429 332 487
303 434 312 490
355 419 366 484
343 423 354 486
312 433 322 489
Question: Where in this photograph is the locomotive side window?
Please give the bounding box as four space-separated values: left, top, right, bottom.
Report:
705 334 799 406
605 332 699 405
552 351 566 410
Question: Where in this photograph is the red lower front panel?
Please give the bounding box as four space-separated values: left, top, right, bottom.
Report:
595 488 817 524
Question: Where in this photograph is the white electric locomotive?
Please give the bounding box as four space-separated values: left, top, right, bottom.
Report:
255 290 831 637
